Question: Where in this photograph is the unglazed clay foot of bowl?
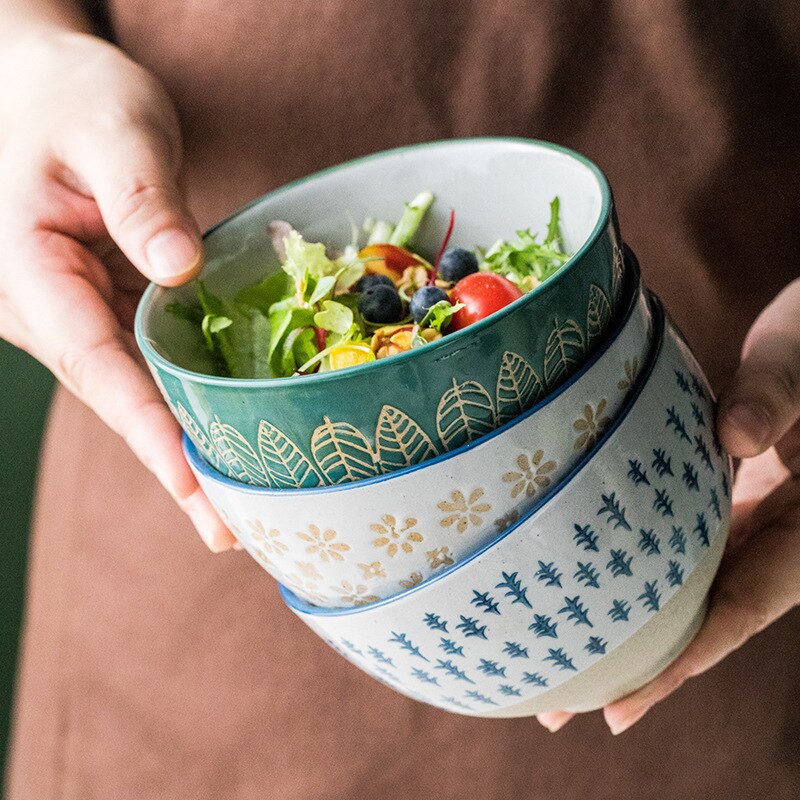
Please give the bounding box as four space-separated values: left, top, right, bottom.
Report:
138 138 624 487
279 297 732 716
184 260 650 608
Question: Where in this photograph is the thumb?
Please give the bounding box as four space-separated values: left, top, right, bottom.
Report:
717 279 800 458
60 110 202 286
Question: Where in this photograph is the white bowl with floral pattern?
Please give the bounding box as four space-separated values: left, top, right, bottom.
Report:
279 299 732 716
185 264 651 608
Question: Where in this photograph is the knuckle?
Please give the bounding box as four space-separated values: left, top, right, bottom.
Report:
56 345 92 396
761 360 800 408
711 586 772 645
107 177 173 232
56 338 116 398
88 104 139 142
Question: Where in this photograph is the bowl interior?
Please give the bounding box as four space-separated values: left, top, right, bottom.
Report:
139 138 608 376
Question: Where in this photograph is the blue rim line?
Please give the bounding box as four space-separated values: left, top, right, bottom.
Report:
283 294 666 617
136 137 613 386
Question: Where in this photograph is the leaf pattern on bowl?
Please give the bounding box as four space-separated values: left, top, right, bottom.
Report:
495 352 545 424
436 379 496 451
544 318 586 389
311 417 378 484
257 419 322 488
210 416 269 486
375 406 439 471
586 284 612 345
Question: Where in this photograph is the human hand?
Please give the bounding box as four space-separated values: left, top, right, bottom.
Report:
0 30 236 551
538 279 800 734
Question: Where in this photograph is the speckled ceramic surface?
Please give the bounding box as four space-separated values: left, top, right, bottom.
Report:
279 299 733 717
137 139 623 486
185 265 650 608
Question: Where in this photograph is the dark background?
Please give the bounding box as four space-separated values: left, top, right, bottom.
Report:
0 343 53 789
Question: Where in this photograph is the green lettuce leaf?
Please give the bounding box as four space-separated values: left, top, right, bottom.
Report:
419 300 463 332
269 306 316 377
480 195 570 288
313 300 353 335
308 274 336 306
283 229 335 283
201 313 232 351
235 271 293 315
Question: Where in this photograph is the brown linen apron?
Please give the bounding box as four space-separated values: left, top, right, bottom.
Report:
7 2 800 798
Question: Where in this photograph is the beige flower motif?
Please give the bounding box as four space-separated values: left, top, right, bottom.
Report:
426 546 455 570
247 520 289 565
573 400 611 451
618 358 640 392
357 561 387 580
295 561 323 581
250 548 275 572
438 488 492 533
331 580 380 606
494 509 521 532
399 571 424 590
297 524 351 562
371 515 424 556
282 573 328 606
502 450 557 499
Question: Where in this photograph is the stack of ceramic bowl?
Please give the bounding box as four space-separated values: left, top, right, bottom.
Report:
136 139 732 717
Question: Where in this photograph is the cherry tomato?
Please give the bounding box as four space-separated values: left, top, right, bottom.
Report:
358 243 424 279
449 273 523 331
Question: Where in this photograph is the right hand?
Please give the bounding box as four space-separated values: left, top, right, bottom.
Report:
0 30 237 551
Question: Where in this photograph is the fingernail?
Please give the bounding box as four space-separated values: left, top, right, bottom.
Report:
537 711 574 732
183 490 236 553
146 227 201 281
232 540 244 551
607 719 627 735
725 401 772 451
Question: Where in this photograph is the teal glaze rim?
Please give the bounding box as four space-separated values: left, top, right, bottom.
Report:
183 254 642 495
281 293 666 617
135 137 613 386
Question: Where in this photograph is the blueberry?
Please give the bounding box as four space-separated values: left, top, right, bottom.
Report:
358 284 403 323
410 285 449 323
438 247 479 283
354 273 395 293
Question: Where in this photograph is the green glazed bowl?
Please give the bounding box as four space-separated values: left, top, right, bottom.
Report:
135 138 624 488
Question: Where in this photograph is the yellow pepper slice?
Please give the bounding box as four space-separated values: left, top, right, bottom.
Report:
328 343 376 371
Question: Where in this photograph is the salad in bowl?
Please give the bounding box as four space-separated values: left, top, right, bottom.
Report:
168 192 571 379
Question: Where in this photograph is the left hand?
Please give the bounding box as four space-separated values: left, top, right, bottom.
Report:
537 279 800 734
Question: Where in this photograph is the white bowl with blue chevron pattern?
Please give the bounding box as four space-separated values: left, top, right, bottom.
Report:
279 297 732 716
185 260 651 608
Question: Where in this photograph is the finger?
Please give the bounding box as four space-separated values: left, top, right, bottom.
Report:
718 279 800 458
728 448 791 549
603 481 800 733
11 232 235 551
536 710 575 732
56 108 203 286
775 419 800 475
